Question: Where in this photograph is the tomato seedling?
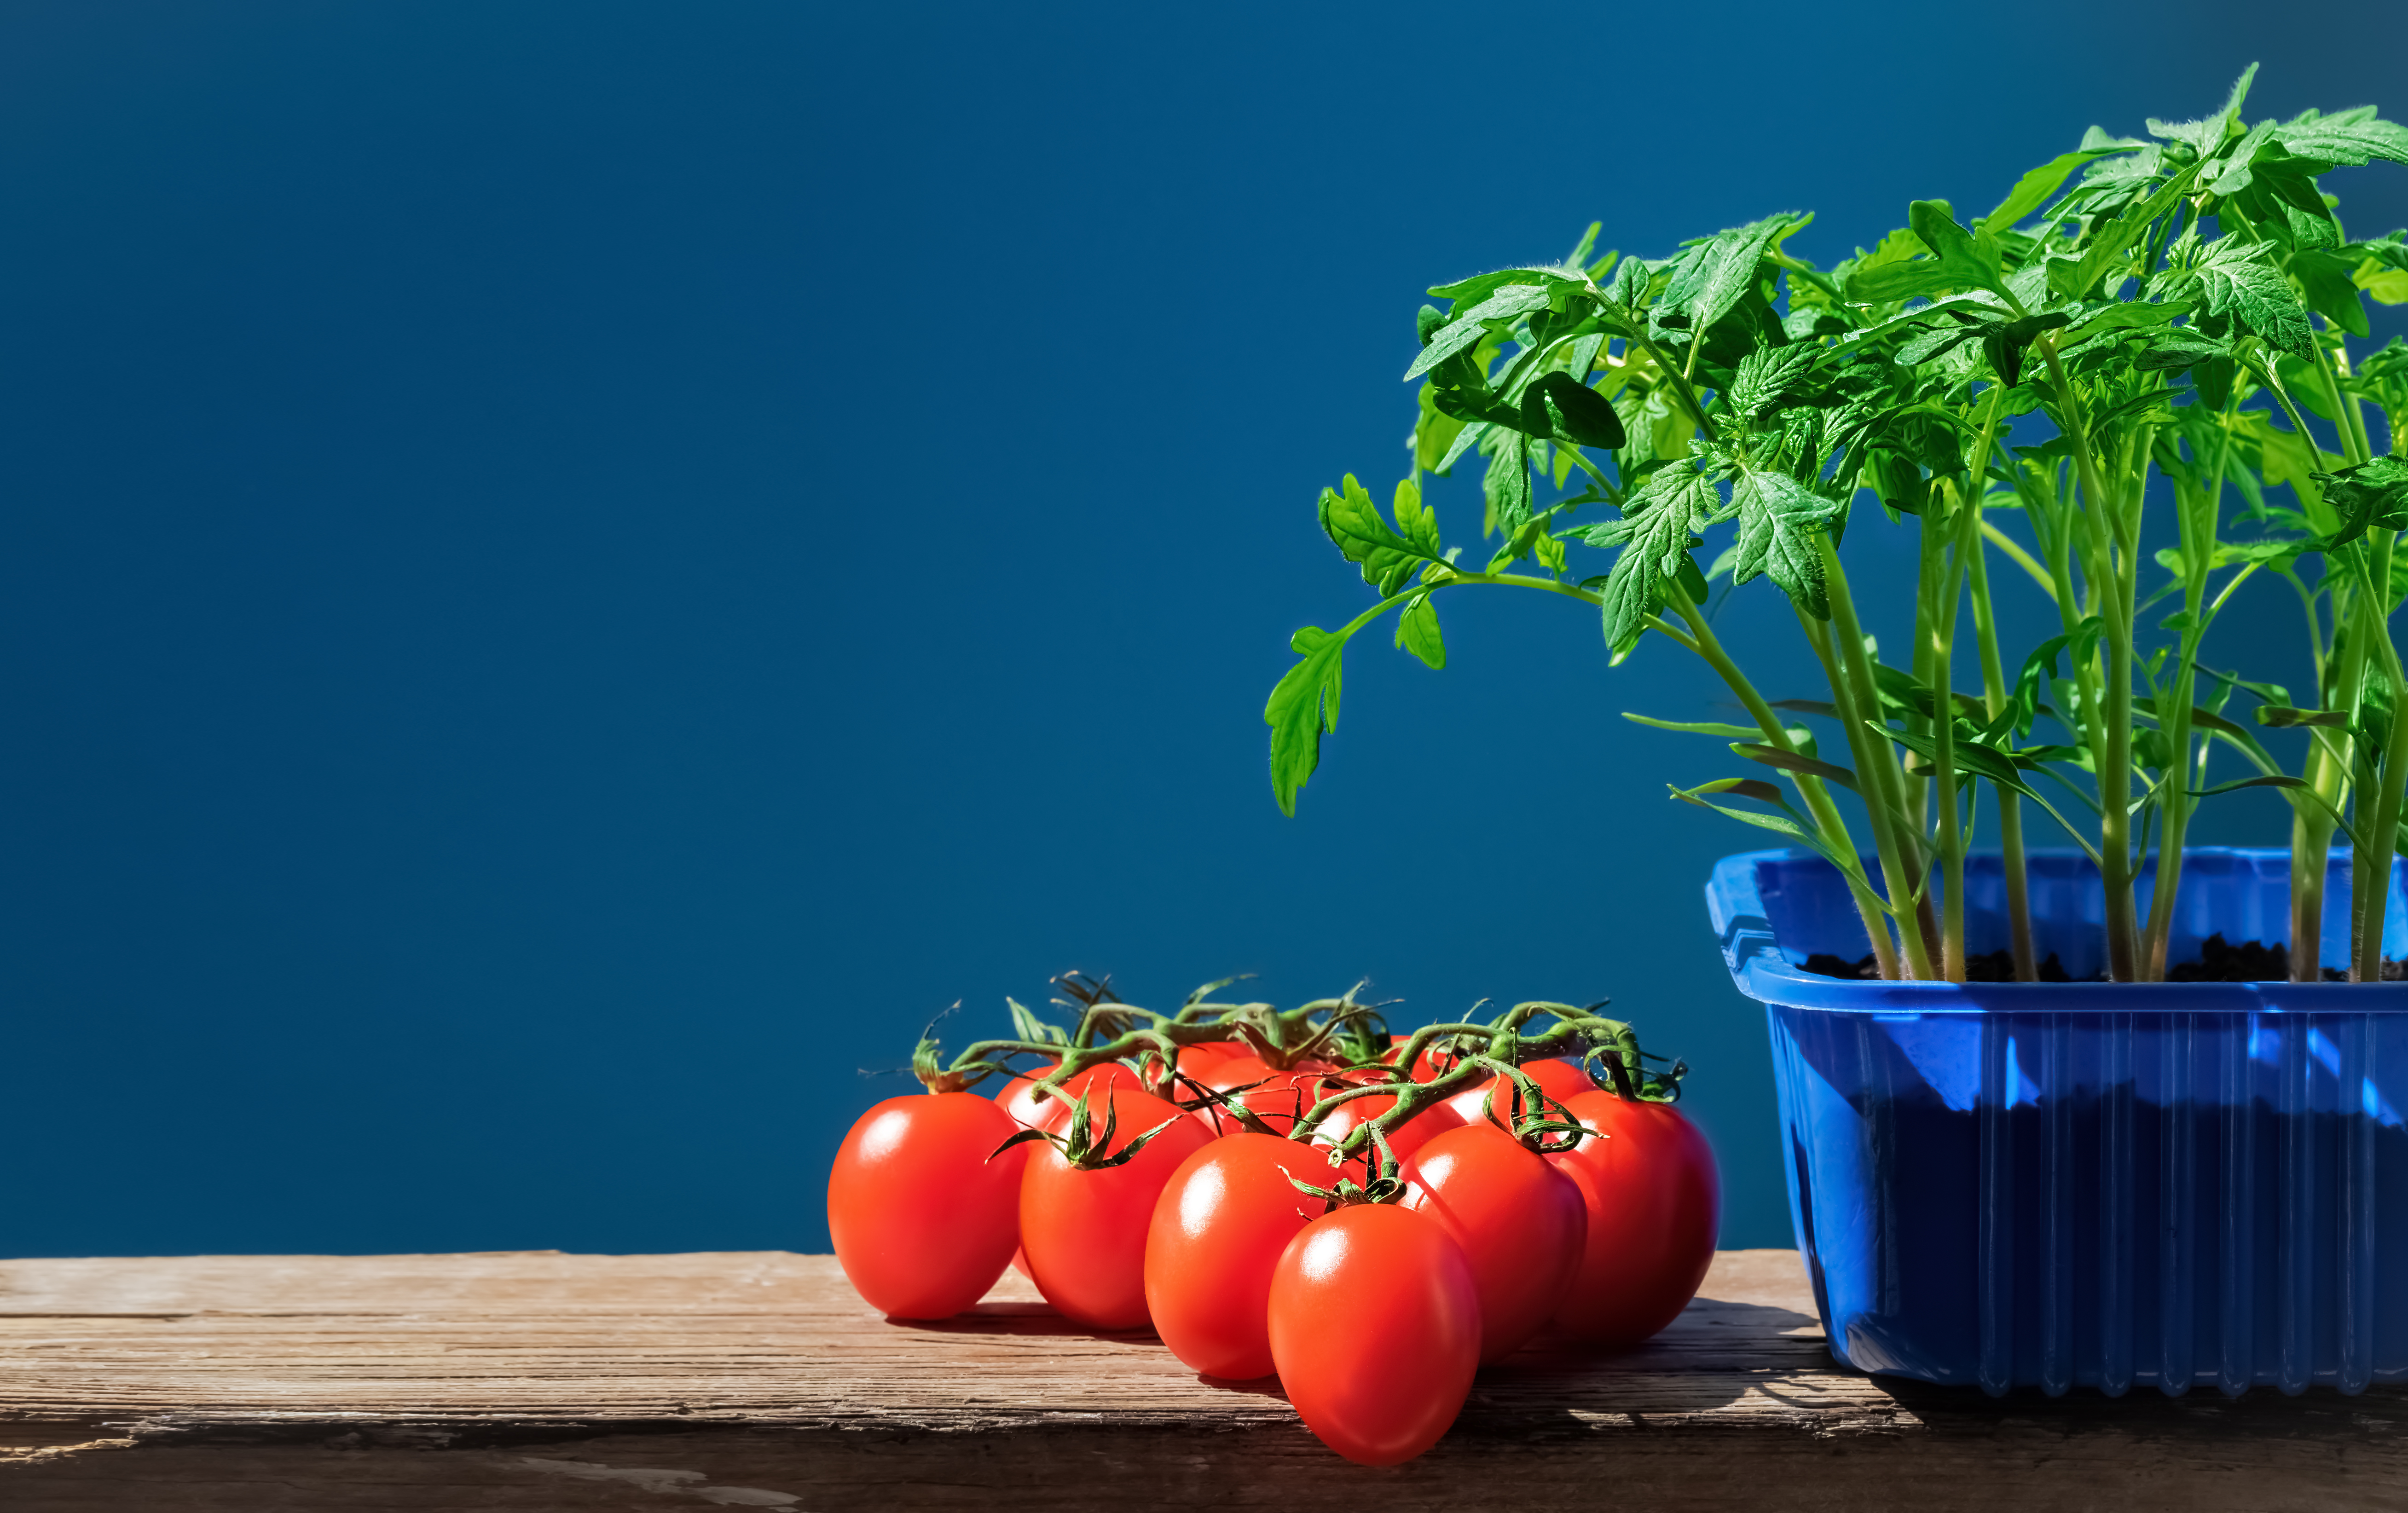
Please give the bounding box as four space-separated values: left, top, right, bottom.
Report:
1267 67 2408 985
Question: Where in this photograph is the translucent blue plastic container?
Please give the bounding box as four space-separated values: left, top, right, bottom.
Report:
1708 846 2408 1397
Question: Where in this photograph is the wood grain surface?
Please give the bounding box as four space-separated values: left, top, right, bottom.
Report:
1 1248 2400 1511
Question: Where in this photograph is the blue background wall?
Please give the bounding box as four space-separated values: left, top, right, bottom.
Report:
3 1 2402 1256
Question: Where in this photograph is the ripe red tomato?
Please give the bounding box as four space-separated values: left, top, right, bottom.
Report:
996 1062 1144 1132
1268 1203 1480 1466
1399 1122 1587 1363
1019 1085 1213 1329
1175 1039 1246 1079
1142 1132 1320 1379
827 1092 1029 1320
1310 1084 1464 1186
1442 1056 1593 1131
1546 1091 1719 1346
1000 1065 1148 1284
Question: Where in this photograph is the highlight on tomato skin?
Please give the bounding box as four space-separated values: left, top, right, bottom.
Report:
1267 1202 1482 1467
1546 1089 1721 1347
1142 1132 1320 1380
826 1092 1029 1321
1018 1085 1214 1330
1399 1122 1588 1363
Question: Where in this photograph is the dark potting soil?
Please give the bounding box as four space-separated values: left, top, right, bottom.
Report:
1801 949 2094 981
1800 932 2408 983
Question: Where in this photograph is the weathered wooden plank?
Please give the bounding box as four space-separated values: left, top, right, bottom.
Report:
1 1248 2401 1511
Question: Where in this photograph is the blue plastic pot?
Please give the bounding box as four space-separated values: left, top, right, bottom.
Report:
1709 846 2408 1397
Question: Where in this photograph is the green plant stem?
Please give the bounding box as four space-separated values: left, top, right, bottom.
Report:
2312 328 2404 981
2314 332 2373 469
2020 454 2108 774
2142 594 2209 981
2261 341 2353 980
1664 589 1902 980
2141 407 2233 980
2040 334 2142 982
1928 387 2009 982
1819 532 1941 979
1629 332 1719 444
1795 610 1910 979
2298 585 2368 979
2353 534 2408 982
1930 491 1974 981
1910 512 1944 839
2293 745 2342 981
1965 505 2037 980
1563 446 1626 505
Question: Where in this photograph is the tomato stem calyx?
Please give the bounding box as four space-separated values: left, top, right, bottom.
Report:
990 1087 1187 1172
1288 1124 1405 1211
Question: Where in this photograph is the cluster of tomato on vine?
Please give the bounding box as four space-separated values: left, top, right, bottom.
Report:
828 971 1719 1465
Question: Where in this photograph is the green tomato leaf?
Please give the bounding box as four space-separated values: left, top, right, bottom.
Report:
1434 419 1488 475
1978 146 2141 232
2008 616 2104 739
2145 64 2257 162
2359 261 2408 305
1623 712 1810 743
1395 593 1446 670
1843 201 2006 304
1519 370 1626 449
1604 254 1650 318
2130 332 2231 372
1908 200 2004 284
1425 265 1587 304
1727 343 1820 421
1655 213 1805 337
2188 772 2363 849
1265 624 1349 817
1406 283 1551 381
1730 468 1840 619
2255 706 2351 729
2310 457 2408 549
1896 322 1984 366
2058 298 2194 346
1731 742 1859 792
2291 248 2370 336
1413 383 1468 474
1594 463 1720 647
2049 157 2207 301
1483 431 1534 537
1319 474 1447 595
2270 105 2408 168
2188 238 2315 358
1875 720 2041 799
1667 780 1876 895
